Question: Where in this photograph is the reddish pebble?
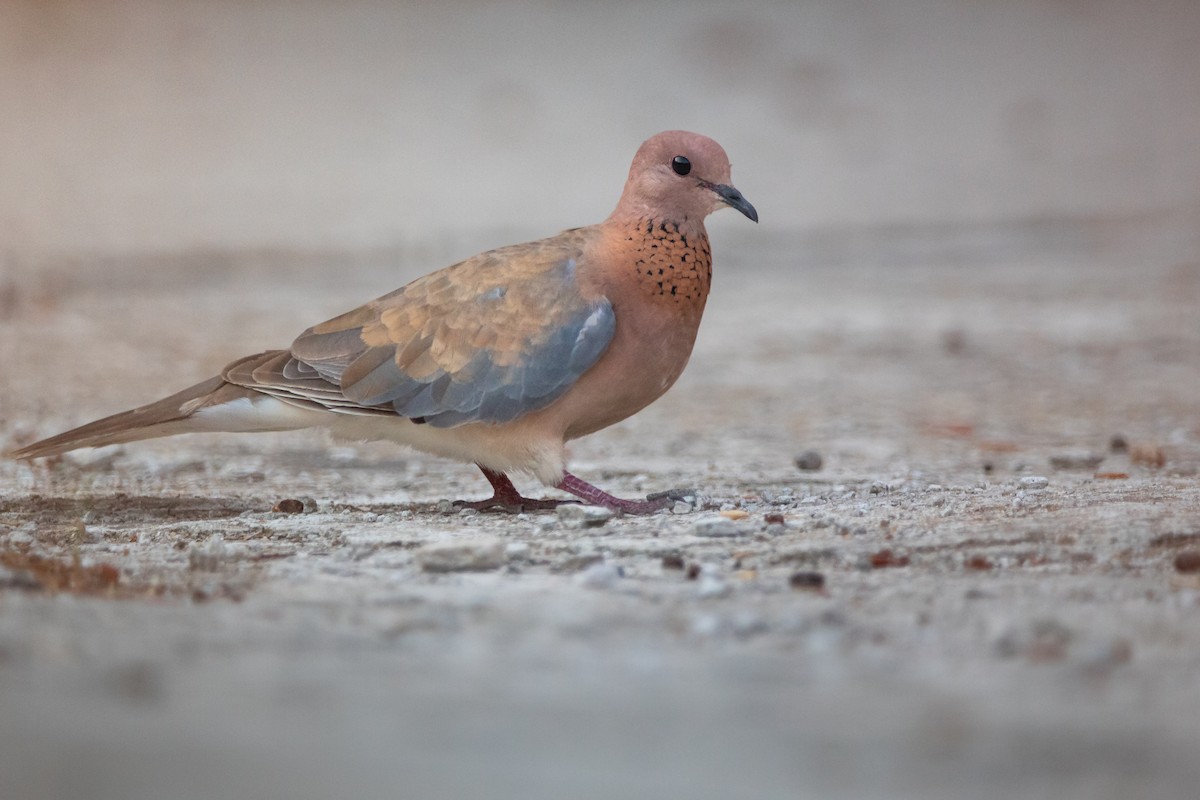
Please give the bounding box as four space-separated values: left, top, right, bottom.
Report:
661 554 685 570
869 549 909 568
1174 551 1200 574
964 555 992 571
273 498 305 514
764 513 785 525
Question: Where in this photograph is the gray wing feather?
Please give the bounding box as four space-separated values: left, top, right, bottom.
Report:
409 301 614 426
235 279 616 427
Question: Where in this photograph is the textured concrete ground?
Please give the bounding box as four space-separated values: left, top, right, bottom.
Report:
1 234 1199 799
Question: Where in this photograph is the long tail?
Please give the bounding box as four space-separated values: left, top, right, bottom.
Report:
9 345 343 460
9 350 341 460
8 376 259 459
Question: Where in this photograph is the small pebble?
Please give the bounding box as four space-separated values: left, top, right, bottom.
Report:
416 537 505 573
794 450 823 471
661 554 685 570
719 509 749 521
692 515 743 538
1174 551 1200 574
671 500 693 514
272 498 305 514
964 555 992 571
764 513 785 525
788 571 825 591
1108 434 1128 454
685 563 702 580
556 504 615 529
1049 452 1105 471
866 549 909 569
1019 476 1049 490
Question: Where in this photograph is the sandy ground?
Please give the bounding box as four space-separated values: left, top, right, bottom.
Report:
2 233 1200 799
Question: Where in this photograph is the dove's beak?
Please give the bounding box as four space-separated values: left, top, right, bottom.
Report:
706 182 758 223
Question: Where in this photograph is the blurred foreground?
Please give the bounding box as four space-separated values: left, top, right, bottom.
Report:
1 233 1199 799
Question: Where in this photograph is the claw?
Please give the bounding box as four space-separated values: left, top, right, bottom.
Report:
452 496 574 514
450 466 576 514
645 487 696 504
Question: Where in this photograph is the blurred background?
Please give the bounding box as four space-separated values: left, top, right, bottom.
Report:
4 5 1200 800
3 0 1198 281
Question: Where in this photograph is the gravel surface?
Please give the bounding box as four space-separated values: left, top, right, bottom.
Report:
2 240 1199 799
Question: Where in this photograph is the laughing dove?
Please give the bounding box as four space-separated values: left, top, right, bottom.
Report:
11 131 758 513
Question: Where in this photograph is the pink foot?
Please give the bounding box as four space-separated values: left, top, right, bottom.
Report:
555 471 691 515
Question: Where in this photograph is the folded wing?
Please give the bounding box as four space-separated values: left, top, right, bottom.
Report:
225 234 615 428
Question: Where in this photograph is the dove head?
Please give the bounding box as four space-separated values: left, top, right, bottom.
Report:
611 131 757 225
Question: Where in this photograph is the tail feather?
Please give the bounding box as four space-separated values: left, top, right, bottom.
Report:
8 376 256 460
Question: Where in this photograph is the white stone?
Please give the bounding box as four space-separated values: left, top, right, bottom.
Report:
556 504 615 529
416 537 506 573
576 562 623 589
692 515 742 537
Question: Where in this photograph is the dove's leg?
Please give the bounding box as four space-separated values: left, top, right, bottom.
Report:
555 471 679 515
454 466 573 513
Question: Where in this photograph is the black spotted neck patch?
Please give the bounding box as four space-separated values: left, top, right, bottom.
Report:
627 217 713 305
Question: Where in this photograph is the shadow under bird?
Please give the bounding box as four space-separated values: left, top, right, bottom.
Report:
10 130 758 513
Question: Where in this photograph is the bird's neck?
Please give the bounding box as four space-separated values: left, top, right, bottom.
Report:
605 214 713 315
